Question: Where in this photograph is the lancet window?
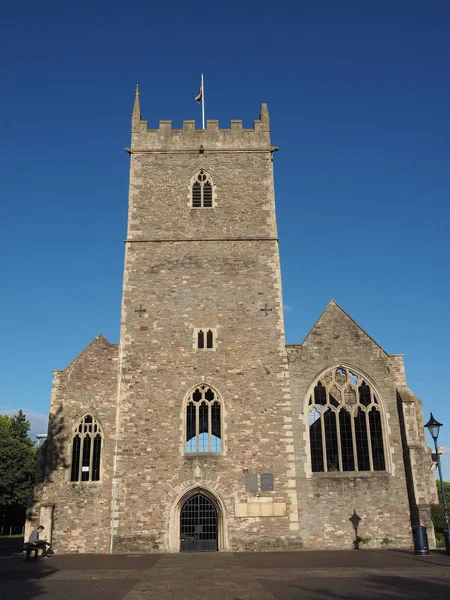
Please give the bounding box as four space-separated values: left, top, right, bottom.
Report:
308 367 386 473
191 170 213 208
186 385 222 453
196 329 215 350
70 414 102 482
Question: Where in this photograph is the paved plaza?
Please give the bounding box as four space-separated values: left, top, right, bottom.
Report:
1 540 450 599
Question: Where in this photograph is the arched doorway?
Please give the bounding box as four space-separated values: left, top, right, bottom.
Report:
180 493 218 552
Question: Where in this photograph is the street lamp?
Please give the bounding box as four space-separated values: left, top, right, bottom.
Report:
424 412 450 553
36 434 47 447
349 509 361 550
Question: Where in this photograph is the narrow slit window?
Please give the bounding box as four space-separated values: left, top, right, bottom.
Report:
206 330 213 348
197 330 204 349
195 329 215 350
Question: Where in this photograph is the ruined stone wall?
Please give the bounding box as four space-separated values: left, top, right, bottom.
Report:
27 336 119 553
287 301 416 550
111 109 300 553
397 387 438 545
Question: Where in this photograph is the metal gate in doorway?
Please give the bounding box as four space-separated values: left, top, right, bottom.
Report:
180 494 218 552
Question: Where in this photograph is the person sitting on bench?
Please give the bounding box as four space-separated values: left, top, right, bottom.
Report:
27 525 52 558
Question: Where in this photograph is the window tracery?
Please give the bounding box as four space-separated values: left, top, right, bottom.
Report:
191 170 214 208
70 414 102 482
308 367 386 473
185 385 222 453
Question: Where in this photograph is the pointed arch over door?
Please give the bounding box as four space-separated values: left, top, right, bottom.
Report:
168 485 229 553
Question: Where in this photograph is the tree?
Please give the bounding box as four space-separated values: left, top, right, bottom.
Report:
436 480 450 505
430 480 450 546
0 411 36 530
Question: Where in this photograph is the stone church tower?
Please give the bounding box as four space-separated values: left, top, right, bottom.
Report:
111 89 299 553
27 88 437 554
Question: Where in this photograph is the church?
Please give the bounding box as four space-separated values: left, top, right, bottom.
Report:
27 88 437 554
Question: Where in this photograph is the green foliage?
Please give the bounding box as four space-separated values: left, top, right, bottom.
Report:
430 480 450 532
381 537 393 545
430 480 450 545
430 503 447 532
436 480 450 505
0 411 36 510
357 536 371 545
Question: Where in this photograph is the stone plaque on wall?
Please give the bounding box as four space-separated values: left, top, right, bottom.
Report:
244 474 258 492
260 473 274 491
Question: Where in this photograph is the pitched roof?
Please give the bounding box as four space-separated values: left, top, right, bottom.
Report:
290 299 390 357
59 334 118 373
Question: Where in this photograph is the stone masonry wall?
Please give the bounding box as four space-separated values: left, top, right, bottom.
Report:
27 335 119 553
287 301 417 550
397 386 438 545
111 107 300 553
27 97 436 555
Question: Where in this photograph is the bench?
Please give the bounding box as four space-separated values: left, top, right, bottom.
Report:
23 542 42 559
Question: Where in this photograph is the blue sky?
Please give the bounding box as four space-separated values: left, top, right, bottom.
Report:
1 1 449 479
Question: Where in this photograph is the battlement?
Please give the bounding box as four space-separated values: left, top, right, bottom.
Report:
130 86 272 151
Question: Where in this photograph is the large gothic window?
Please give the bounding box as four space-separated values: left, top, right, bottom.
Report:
70 414 102 482
186 385 222 453
308 367 386 473
191 170 213 208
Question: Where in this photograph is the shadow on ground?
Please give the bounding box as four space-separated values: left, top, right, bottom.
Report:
1 537 58 600
0 538 142 600
261 574 450 600
2 542 450 600
1 559 140 600
237 549 450 569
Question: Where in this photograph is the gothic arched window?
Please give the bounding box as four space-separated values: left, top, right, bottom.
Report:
185 385 222 453
70 414 102 482
307 367 386 473
191 170 214 208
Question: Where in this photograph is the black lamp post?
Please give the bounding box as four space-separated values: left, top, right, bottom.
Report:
349 509 361 550
424 412 450 553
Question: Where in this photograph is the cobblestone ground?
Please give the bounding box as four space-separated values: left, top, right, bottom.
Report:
1 545 450 600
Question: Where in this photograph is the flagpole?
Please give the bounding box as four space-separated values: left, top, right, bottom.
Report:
201 73 205 130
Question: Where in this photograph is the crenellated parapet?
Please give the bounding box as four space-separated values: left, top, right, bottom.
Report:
129 86 272 151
